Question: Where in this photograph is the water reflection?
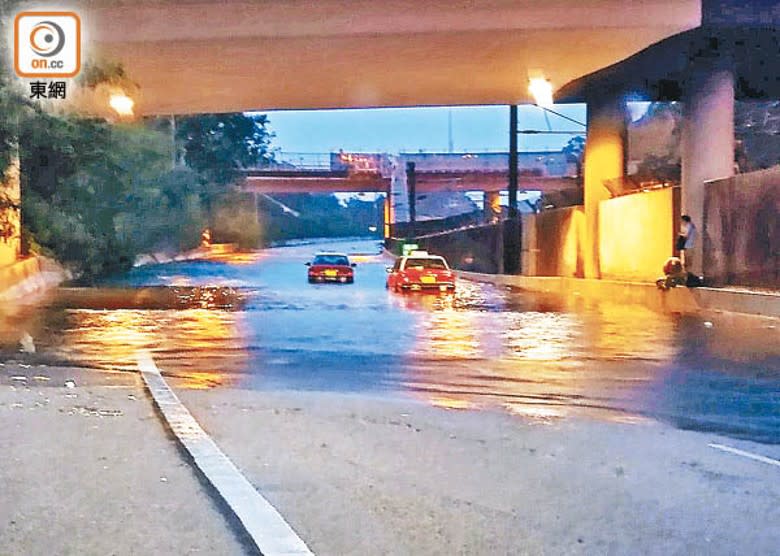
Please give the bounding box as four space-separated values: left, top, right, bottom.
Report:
54 308 248 389
3 240 778 443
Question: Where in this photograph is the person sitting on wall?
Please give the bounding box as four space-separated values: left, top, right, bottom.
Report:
657 256 688 290
657 256 704 290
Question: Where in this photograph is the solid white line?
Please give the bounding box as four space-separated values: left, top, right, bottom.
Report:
708 443 780 468
137 351 314 556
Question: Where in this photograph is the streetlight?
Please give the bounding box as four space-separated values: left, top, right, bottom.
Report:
109 93 134 117
528 77 554 108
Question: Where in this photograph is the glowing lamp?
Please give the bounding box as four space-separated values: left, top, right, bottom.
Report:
109 93 135 117
528 78 554 108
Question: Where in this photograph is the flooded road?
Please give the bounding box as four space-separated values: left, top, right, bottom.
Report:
4 239 779 443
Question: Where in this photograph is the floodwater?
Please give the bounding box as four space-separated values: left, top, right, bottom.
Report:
3 239 779 443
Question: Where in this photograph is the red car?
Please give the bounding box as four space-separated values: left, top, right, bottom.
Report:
386 252 455 292
306 252 355 284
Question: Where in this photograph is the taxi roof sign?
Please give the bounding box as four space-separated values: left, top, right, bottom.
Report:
401 243 419 256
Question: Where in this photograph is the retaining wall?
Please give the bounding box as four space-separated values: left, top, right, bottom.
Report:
703 166 779 288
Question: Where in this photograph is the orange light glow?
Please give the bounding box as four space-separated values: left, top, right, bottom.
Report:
109 93 135 117
56 308 247 389
528 77 554 108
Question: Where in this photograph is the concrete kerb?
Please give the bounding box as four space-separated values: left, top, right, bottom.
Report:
136 352 314 556
0 257 67 304
457 271 780 318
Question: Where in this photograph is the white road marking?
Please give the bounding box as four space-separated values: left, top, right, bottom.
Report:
137 351 314 555
708 443 780 468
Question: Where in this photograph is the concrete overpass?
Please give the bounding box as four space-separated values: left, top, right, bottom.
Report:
241 151 577 195
79 0 701 115
239 151 580 240
242 170 390 194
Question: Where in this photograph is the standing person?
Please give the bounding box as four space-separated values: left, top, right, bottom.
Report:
676 215 697 269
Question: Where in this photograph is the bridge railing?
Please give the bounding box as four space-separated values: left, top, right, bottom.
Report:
247 152 391 176
246 150 577 178
264 152 334 171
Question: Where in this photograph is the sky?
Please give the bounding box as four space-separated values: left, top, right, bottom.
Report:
256 102 650 207
259 104 590 155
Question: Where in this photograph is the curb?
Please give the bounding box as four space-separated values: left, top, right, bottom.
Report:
137 352 313 556
457 271 780 318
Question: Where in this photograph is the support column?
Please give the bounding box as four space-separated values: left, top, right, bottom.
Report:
406 161 416 237
583 95 627 279
508 105 518 217
383 179 393 240
504 105 521 274
681 58 734 276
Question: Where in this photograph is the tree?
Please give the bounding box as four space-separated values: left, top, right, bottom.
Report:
175 113 274 186
562 135 585 183
19 108 209 280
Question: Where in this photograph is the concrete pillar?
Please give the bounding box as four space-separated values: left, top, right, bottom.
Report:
383 179 393 240
406 161 416 237
583 95 627 279
484 190 501 222
681 59 734 276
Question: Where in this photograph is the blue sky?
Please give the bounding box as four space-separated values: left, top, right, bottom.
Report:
260 104 589 155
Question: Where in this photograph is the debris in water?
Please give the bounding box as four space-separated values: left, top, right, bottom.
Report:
10 376 27 382
64 380 76 389
33 376 50 382
703 321 714 328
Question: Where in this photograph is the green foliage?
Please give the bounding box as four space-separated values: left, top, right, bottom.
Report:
632 102 682 183
78 60 130 88
259 194 383 243
0 34 275 279
210 192 262 248
634 153 681 183
175 113 274 186
18 109 208 280
562 135 585 162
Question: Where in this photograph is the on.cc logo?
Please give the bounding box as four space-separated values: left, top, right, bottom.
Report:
29 20 66 58
14 12 81 78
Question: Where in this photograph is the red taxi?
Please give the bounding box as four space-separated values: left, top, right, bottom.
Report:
386 251 455 292
306 252 355 283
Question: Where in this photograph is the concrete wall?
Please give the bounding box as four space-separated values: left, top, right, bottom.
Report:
0 156 21 268
521 207 585 278
392 210 484 238
0 257 65 304
598 187 678 282
703 166 779 288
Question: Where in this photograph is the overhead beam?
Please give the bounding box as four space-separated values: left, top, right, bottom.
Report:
240 173 576 194
241 176 390 194
80 0 700 114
